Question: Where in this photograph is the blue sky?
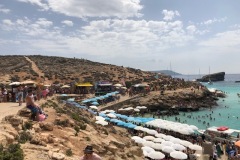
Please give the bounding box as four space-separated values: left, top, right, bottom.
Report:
0 0 240 74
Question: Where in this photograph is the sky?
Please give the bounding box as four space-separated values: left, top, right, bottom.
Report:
0 0 240 74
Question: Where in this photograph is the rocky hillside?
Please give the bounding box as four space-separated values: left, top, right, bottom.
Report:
0 55 155 85
0 97 143 160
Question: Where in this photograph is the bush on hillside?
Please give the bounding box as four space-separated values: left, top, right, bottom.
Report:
0 143 24 160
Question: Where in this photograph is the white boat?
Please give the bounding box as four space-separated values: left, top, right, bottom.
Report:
207 67 213 85
208 80 213 85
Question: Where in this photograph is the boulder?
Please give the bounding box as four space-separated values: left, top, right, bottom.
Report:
39 122 54 131
53 152 65 160
0 131 15 146
18 108 31 117
4 115 23 127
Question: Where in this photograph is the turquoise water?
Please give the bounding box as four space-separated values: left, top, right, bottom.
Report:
151 74 240 130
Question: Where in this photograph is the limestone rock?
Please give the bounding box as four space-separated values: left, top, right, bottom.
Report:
39 122 54 131
106 145 118 154
110 140 125 149
18 108 31 117
4 115 23 126
0 131 15 146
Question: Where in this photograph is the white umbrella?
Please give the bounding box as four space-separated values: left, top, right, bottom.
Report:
189 125 198 130
171 144 186 151
162 141 174 146
95 116 105 121
147 129 158 135
134 108 140 112
9 82 21 86
188 144 202 151
61 84 71 88
131 136 142 140
163 135 174 141
106 113 116 118
95 120 108 126
152 143 164 150
143 136 155 141
170 138 182 144
162 146 175 153
153 138 165 143
141 146 155 153
155 133 166 139
90 106 98 110
135 138 146 144
148 151 165 159
21 80 36 85
170 151 188 159
134 126 144 130
180 140 193 147
113 83 122 87
142 141 155 148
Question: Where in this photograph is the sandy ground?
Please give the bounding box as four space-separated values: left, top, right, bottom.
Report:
0 102 25 120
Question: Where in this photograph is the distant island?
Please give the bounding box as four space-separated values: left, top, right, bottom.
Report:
150 70 182 76
197 72 225 82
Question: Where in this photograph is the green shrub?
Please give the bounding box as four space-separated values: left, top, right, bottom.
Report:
79 124 87 130
55 119 69 127
18 131 32 144
0 143 24 160
66 148 73 157
74 126 80 133
22 121 33 131
85 137 91 141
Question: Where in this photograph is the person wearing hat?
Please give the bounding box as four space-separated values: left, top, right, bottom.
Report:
80 145 102 160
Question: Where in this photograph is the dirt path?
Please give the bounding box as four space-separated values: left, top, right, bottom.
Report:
0 103 25 120
24 56 49 83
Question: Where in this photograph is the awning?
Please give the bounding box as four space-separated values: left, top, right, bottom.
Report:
76 83 93 87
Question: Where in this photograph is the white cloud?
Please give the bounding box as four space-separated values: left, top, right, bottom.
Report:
0 17 196 57
186 25 196 34
35 18 53 27
61 20 73 27
17 0 143 18
17 0 49 10
162 10 180 21
199 29 240 47
201 17 227 25
0 5 11 13
2 19 14 26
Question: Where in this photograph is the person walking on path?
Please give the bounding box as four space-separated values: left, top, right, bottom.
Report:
17 85 23 106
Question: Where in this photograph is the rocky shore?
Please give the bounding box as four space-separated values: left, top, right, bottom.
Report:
104 86 221 116
0 98 143 160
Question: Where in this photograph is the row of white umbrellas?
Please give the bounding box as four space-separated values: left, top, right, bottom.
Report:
132 132 202 159
142 146 188 159
118 106 147 112
146 119 198 135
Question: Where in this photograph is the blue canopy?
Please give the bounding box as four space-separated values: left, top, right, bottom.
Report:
91 102 99 105
127 124 137 129
82 99 91 103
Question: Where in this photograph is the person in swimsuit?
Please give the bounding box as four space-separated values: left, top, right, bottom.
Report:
25 90 42 121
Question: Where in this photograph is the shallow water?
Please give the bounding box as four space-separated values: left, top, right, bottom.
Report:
146 74 240 130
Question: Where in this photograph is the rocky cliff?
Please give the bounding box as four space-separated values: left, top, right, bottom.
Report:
197 72 225 82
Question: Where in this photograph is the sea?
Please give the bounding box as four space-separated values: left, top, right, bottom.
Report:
148 74 240 130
